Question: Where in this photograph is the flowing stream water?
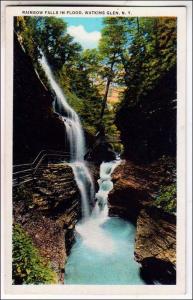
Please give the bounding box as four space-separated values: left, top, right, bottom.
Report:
39 54 144 285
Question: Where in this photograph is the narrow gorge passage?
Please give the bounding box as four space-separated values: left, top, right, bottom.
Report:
40 54 145 285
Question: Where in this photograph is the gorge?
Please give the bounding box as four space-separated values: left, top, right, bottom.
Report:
12 16 177 286
39 51 145 285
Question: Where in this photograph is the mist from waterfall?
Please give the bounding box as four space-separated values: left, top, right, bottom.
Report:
39 53 95 218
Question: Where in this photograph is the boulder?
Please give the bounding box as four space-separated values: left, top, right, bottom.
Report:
85 141 116 164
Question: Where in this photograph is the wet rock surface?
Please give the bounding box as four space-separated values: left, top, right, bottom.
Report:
13 163 81 284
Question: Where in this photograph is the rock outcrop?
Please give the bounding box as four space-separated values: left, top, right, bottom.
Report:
86 162 100 192
85 135 116 164
109 160 153 223
109 158 176 284
13 163 81 283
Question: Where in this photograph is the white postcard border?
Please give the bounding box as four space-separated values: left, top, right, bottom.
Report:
1 2 190 299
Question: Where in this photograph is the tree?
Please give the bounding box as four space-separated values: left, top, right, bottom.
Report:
98 18 129 122
119 17 177 105
14 17 82 71
115 17 177 162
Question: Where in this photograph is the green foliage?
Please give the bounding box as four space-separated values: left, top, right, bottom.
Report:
57 67 102 135
39 17 82 70
14 16 82 70
14 17 41 63
99 17 129 68
14 16 177 156
154 184 176 213
119 17 177 103
12 224 57 284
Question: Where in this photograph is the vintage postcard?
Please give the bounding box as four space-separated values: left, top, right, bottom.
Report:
1 1 191 299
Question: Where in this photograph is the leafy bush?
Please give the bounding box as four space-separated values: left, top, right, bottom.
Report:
12 224 57 284
154 183 176 213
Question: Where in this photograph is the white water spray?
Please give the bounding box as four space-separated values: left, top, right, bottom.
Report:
39 53 95 218
75 159 121 253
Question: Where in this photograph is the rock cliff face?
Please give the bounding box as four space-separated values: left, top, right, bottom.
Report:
13 33 67 164
13 163 81 283
109 158 176 284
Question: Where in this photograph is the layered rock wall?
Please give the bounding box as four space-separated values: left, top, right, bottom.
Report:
13 163 81 283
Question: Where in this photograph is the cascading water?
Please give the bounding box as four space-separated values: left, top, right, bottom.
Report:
65 160 145 284
39 53 95 218
74 160 121 254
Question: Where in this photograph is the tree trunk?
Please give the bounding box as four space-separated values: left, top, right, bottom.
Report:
99 76 111 120
99 58 115 122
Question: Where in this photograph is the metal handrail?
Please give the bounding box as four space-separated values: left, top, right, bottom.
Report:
13 150 47 168
13 149 70 169
13 149 71 187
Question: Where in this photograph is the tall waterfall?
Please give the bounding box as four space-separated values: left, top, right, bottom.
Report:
39 54 94 218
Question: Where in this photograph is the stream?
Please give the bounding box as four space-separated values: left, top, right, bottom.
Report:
39 54 145 285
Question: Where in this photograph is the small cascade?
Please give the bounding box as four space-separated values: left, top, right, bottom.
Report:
39 53 95 218
93 160 121 218
75 159 121 253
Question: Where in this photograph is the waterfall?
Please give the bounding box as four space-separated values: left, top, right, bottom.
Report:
39 53 95 218
39 54 145 286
